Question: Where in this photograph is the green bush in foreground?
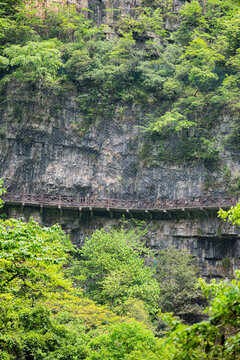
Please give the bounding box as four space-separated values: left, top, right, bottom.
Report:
0 187 239 359
164 271 240 359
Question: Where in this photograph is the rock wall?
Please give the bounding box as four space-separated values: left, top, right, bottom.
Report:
0 83 239 201
4 204 240 278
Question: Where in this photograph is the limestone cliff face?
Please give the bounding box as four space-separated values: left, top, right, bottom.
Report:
84 0 184 25
38 0 184 30
1 81 240 279
1 0 240 280
6 204 240 278
1 82 239 201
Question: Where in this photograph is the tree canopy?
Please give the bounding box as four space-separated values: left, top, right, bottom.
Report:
155 247 203 323
78 226 160 316
0 193 239 359
0 0 240 168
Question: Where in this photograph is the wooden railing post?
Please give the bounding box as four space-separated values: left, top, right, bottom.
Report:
40 194 43 211
22 190 25 206
145 200 149 213
58 195 61 209
126 200 129 212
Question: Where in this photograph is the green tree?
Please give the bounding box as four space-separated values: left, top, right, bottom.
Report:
155 247 203 323
1 40 63 82
177 37 224 93
86 321 164 360
0 302 89 360
164 271 240 360
219 201 240 225
176 0 205 44
0 179 6 208
160 205 240 359
0 0 24 17
0 218 75 299
145 110 196 134
0 213 124 359
78 227 160 316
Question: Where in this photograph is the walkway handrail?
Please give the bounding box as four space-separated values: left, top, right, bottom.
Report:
1 193 239 212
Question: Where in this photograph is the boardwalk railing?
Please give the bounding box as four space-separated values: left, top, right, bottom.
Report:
1 193 239 212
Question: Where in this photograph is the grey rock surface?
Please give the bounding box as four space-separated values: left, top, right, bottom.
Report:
0 75 240 279
5 204 240 278
1 83 239 200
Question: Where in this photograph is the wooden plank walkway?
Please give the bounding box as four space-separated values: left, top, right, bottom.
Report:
2 193 239 213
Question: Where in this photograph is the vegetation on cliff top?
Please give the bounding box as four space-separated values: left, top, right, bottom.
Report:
0 0 240 168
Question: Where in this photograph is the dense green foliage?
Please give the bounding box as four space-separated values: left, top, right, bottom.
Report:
155 247 203 323
78 226 160 316
1 0 240 354
219 200 240 225
162 271 240 359
1 218 239 359
0 218 72 297
0 193 239 359
0 0 240 166
0 217 122 359
0 208 175 359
